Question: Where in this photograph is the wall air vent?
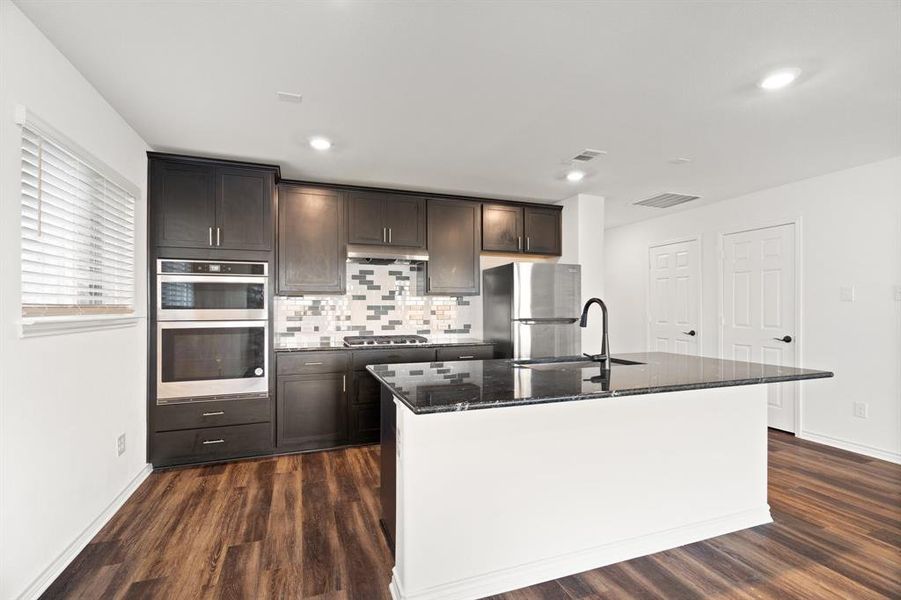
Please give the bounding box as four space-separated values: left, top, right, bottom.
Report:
634 193 700 209
571 148 606 162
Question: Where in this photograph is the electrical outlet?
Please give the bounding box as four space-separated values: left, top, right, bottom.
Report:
839 286 855 302
117 433 126 456
853 402 868 419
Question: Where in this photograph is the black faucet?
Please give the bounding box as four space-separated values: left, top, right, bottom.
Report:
579 298 611 371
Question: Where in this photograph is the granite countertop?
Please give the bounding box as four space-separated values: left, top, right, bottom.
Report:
366 352 834 415
274 337 492 352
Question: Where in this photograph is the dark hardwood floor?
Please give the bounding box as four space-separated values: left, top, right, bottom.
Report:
41 430 900 599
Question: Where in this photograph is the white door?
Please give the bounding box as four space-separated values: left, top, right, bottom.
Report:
722 223 797 432
648 239 701 355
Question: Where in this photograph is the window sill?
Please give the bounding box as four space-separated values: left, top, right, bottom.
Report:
19 314 143 338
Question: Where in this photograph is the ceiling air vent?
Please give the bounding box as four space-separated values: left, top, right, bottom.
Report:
634 193 699 209
570 148 606 162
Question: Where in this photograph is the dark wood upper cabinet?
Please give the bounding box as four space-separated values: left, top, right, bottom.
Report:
277 373 348 450
523 206 562 255
482 203 524 252
347 191 386 245
481 202 562 256
150 155 275 251
216 166 273 251
278 185 346 294
152 161 217 249
386 196 426 247
427 199 481 295
347 191 426 248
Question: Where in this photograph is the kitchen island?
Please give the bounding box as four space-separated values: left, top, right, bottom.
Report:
370 352 833 600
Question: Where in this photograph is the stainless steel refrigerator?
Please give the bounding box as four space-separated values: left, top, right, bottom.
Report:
483 262 581 359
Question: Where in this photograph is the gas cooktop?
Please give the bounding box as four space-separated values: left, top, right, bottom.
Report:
343 335 429 347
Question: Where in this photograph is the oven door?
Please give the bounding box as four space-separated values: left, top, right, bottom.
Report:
157 275 268 321
157 320 268 402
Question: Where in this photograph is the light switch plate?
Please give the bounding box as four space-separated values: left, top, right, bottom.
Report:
840 286 855 302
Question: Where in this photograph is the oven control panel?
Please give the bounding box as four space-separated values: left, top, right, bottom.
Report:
158 260 267 276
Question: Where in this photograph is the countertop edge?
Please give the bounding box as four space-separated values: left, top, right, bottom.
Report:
367 366 834 415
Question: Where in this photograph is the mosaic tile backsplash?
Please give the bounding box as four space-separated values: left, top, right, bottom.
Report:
274 262 479 347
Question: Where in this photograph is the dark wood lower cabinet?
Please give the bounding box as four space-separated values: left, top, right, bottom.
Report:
350 403 380 444
277 372 348 450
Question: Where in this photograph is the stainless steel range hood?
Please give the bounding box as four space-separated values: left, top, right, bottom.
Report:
346 244 429 264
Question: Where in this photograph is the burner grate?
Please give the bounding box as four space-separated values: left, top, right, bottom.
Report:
344 335 429 347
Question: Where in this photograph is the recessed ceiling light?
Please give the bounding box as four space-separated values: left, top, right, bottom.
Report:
276 91 303 103
309 136 332 151
566 170 585 183
759 68 801 91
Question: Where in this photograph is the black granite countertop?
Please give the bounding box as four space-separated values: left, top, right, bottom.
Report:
274 337 492 352
366 352 833 415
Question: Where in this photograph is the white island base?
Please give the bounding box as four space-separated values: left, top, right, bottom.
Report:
388 385 771 600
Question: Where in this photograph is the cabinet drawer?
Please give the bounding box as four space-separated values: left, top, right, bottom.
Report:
435 345 494 362
152 422 272 466
278 351 348 375
155 396 271 432
352 348 435 370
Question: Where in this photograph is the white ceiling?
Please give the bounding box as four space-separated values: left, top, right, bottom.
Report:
15 0 901 227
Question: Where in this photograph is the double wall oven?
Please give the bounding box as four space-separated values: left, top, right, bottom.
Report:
156 260 269 403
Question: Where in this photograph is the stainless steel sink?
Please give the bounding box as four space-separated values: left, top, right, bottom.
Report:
513 356 644 370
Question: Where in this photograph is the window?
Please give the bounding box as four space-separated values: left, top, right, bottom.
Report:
20 124 136 319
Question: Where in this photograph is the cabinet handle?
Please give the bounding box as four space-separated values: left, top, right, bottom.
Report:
458 355 474 359
526 237 531 251
342 375 346 392
428 276 432 291
208 226 213 246
202 411 225 417
202 439 225 445
383 227 387 243
388 228 392 243
216 227 221 246
304 361 323 366
518 236 522 251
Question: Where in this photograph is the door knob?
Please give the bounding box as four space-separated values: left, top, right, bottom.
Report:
682 330 697 336
773 335 793 343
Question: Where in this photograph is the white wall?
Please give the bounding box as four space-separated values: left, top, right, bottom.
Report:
0 4 150 599
559 193 606 353
604 157 901 462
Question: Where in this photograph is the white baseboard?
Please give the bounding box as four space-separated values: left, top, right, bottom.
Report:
389 506 772 600
799 431 901 465
17 463 153 600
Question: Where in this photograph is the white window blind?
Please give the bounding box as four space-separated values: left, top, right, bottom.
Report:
21 125 136 318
